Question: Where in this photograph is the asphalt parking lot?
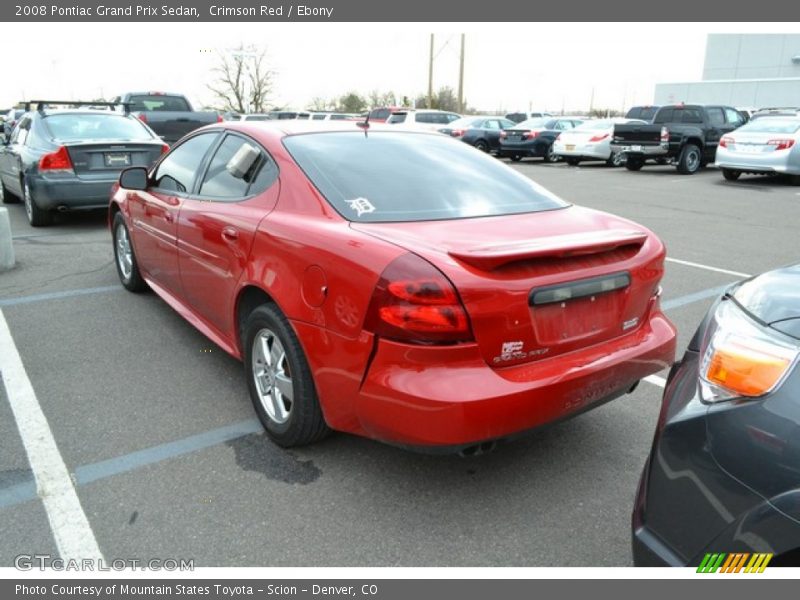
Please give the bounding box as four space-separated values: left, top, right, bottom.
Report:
1 161 798 567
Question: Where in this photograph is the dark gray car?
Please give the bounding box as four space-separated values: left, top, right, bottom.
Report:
0 102 166 226
634 264 800 567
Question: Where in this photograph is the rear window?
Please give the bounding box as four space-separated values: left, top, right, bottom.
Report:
627 107 658 121
514 118 548 129
243 115 272 121
738 119 800 134
127 95 191 112
43 114 154 142
283 132 567 223
386 113 407 124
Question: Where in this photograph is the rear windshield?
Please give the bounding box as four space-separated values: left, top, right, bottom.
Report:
738 119 800 134
283 131 567 222
514 118 550 129
447 116 484 128
627 107 658 121
386 113 407 124
127 95 191 112
243 115 271 121
43 114 154 142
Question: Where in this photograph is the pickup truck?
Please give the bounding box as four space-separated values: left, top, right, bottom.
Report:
112 92 221 145
611 104 746 174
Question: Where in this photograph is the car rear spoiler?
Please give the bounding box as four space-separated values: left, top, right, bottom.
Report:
22 100 133 114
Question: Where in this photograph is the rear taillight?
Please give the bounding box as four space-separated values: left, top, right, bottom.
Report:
499 131 507 139
720 136 734 148
38 146 73 173
137 113 147 123
589 133 610 142
451 129 465 137
660 127 669 143
767 139 795 151
217 114 224 123
523 131 539 140
365 253 473 345
160 143 170 155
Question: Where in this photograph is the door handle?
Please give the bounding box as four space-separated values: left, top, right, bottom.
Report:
164 212 174 223
221 226 239 242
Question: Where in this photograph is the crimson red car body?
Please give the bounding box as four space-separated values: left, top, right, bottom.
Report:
109 121 676 451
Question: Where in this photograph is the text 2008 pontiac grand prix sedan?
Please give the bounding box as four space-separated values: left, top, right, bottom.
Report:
109 121 676 451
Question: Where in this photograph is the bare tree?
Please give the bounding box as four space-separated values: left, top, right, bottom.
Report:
208 44 275 114
309 96 332 111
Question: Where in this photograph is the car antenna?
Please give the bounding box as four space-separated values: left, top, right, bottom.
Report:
357 110 370 136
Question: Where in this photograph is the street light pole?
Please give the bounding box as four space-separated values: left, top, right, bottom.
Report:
457 34 465 113
427 34 434 109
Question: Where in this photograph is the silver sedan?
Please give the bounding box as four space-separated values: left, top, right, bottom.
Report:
715 116 800 184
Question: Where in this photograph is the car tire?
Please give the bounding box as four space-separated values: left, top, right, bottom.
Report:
474 140 489 153
112 212 148 293
721 168 741 181
23 179 53 227
543 143 559 163
606 151 626 167
510 154 522 162
677 144 702 175
565 157 580 166
0 177 19 204
243 303 330 448
789 175 800 186
625 157 645 171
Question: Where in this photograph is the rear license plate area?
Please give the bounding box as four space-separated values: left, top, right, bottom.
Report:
105 152 131 167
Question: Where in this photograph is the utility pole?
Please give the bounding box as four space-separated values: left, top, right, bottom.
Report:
457 34 465 113
589 86 595 115
427 34 434 109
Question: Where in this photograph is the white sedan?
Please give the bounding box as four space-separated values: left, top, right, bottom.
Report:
554 118 646 167
715 116 800 184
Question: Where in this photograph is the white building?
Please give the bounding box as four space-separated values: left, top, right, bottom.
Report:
655 34 800 108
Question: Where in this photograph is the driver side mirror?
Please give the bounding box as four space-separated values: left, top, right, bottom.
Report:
119 166 148 191
226 143 260 180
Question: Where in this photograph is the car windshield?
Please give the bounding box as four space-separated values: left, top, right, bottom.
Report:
127 95 191 112
738 119 800 134
283 131 568 223
447 116 484 128
515 118 549 129
43 114 154 142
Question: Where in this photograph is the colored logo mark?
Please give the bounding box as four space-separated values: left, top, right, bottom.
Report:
697 552 773 573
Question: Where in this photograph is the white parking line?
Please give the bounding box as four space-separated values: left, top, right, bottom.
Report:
644 375 666 388
666 257 751 278
0 309 103 562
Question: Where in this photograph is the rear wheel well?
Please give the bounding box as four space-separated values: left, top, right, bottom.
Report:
108 202 121 228
236 286 275 353
683 137 704 150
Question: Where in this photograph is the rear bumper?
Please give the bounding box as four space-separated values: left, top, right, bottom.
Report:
611 142 669 157
715 147 800 175
29 174 116 210
498 141 546 157
354 311 676 448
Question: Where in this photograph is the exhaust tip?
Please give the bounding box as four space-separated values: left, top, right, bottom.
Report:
458 440 497 458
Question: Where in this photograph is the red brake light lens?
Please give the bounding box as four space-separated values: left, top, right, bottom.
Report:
451 129 465 137
523 131 539 140
767 139 795 151
720 136 734 148
589 133 610 142
217 114 224 123
499 131 507 139
660 127 669 142
365 253 473 344
161 143 170 155
137 113 147 123
38 146 73 173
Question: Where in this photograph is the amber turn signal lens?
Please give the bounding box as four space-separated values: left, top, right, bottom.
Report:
706 340 793 397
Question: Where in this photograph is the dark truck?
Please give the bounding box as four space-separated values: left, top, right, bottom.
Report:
611 104 746 174
112 92 221 145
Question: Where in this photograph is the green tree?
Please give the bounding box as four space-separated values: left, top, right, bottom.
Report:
338 91 367 113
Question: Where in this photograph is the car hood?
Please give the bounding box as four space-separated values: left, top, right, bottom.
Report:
733 264 800 339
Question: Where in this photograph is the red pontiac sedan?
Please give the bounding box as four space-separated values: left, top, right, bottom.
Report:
109 121 676 451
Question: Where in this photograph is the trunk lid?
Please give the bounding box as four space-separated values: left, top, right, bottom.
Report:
352 206 665 368
65 141 163 175
613 123 662 144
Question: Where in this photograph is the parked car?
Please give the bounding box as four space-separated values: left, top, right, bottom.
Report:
309 112 357 121
437 116 515 153
385 109 461 131
634 265 800 567
109 121 676 450
3 108 26 140
265 110 312 120
751 107 800 120
498 117 585 162
554 118 646 167
505 111 553 124
611 104 746 174
364 106 406 123
715 116 800 184
113 92 222 144
239 114 274 122
624 106 661 122
0 100 166 226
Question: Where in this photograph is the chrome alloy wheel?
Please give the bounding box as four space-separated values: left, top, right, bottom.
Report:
23 182 33 221
251 328 293 424
115 221 133 280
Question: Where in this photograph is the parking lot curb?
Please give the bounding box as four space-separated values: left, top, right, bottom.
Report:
0 208 15 272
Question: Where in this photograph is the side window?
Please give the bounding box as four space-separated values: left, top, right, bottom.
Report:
725 108 744 126
312 114 326 120
484 120 500 130
654 108 674 123
446 113 460 123
679 108 703 124
11 117 31 145
707 108 725 126
153 133 218 193
554 120 573 131
199 134 278 199
500 119 515 129
415 113 435 124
